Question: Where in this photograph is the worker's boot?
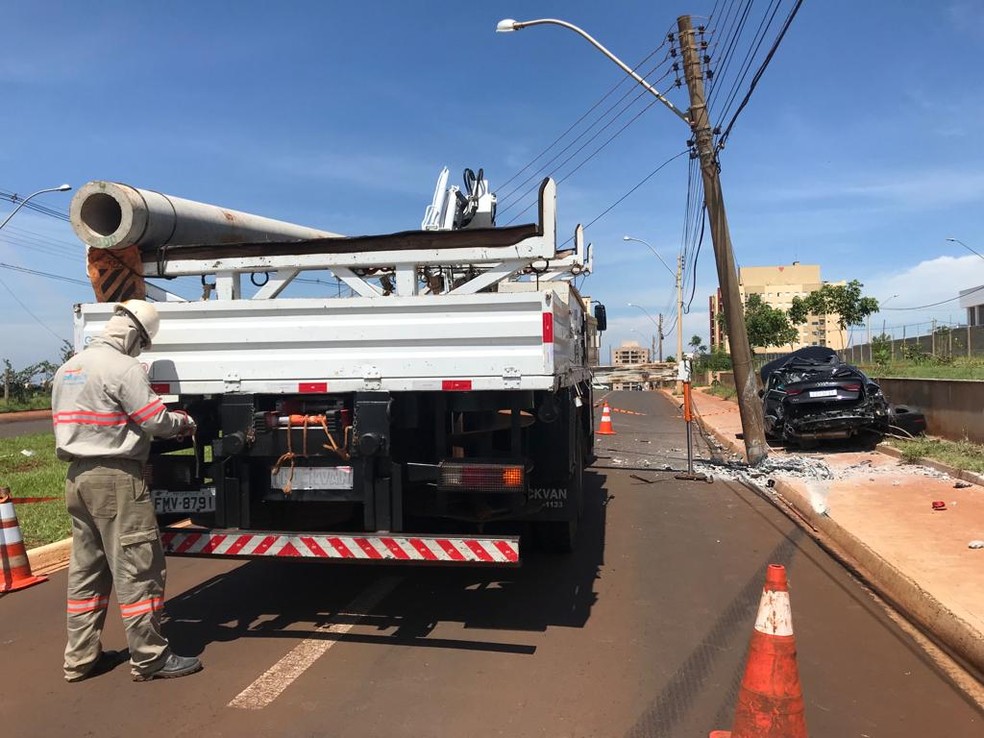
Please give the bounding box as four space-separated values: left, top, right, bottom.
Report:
133 653 203 682
65 649 129 683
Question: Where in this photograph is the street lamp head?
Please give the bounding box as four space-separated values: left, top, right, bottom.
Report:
56 184 72 192
622 235 631 241
496 19 520 33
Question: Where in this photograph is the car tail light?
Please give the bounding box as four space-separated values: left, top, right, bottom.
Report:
438 462 525 493
843 383 861 391
785 388 803 396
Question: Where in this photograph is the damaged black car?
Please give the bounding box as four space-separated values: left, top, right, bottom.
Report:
759 346 890 448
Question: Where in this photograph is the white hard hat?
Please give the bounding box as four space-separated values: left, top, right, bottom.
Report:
115 299 160 348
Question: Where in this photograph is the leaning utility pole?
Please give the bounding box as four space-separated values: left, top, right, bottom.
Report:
678 15 768 464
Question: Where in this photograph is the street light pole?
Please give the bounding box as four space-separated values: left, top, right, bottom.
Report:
624 235 684 390
0 183 72 403
498 15 768 464
0 184 72 232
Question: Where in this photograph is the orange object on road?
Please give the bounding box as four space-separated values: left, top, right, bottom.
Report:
710 564 808 738
597 403 616 435
0 487 49 593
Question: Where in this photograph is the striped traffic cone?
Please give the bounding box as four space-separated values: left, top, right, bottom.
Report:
0 487 48 593
710 564 808 738
597 403 616 435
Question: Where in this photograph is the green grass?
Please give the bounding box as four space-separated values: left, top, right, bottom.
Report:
703 383 737 402
887 436 984 475
862 363 984 379
0 431 70 548
0 395 51 413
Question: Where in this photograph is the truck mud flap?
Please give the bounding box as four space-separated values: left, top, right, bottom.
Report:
160 527 519 566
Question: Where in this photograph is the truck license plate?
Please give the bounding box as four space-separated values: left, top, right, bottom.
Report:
153 488 216 514
271 466 354 490
809 389 838 398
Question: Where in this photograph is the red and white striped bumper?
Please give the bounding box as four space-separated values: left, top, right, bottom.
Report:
160 528 520 566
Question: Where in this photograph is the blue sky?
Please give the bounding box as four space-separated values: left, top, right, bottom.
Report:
2 1 984 367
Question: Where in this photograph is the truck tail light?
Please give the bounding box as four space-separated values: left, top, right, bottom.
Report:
438 462 525 493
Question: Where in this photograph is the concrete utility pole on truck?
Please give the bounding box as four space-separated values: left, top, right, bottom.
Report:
68 170 606 566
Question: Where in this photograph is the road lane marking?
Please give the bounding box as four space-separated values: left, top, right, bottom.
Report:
228 576 401 710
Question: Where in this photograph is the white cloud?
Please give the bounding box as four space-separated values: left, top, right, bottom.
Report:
760 169 984 209
948 1 984 39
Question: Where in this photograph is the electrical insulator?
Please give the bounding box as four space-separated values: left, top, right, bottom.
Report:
703 54 711 64
670 48 677 57
706 70 714 80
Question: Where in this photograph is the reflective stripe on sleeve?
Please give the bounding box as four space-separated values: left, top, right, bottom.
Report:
130 398 165 424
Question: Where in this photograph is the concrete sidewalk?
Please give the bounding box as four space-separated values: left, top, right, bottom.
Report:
684 388 984 681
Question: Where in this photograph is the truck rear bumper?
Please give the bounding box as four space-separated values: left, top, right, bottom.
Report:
160 527 520 566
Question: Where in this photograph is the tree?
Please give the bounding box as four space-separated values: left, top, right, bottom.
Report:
696 346 732 371
789 280 879 347
688 335 707 355
743 294 799 352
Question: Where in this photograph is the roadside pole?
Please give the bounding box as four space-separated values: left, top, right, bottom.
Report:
678 15 768 465
675 252 685 394
658 313 664 362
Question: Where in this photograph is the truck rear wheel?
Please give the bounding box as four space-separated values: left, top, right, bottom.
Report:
534 436 583 554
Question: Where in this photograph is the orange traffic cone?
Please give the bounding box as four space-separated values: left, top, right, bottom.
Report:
710 564 808 738
0 487 48 593
597 403 616 435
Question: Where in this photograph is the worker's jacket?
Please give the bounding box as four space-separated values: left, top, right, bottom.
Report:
52 315 191 462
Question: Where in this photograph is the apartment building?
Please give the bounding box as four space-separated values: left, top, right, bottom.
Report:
709 263 846 353
612 340 651 365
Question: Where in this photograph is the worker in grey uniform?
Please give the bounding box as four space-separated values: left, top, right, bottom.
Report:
52 299 203 682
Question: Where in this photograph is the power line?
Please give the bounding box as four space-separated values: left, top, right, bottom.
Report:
498 38 673 194
559 150 690 248
0 273 67 342
718 0 805 149
882 284 984 311
0 189 70 222
498 55 676 215
715 0 785 125
0 262 89 285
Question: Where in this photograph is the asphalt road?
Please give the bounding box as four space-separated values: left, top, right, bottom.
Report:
1 390 980 737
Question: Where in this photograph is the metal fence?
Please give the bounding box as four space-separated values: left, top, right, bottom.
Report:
841 324 984 365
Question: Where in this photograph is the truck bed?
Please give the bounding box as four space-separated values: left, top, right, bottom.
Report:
76 289 588 395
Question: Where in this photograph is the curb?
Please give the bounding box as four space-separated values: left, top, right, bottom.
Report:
772 478 984 681
0 409 52 424
28 537 72 575
876 443 984 488
685 392 984 680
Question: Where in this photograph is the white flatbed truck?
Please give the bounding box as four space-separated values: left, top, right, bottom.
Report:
70 173 606 565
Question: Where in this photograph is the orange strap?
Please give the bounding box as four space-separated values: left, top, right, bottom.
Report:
86 245 146 302
683 382 693 423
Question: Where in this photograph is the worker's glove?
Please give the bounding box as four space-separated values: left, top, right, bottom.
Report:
173 410 196 440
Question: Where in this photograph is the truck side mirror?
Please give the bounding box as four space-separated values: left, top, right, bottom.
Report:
594 304 607 332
